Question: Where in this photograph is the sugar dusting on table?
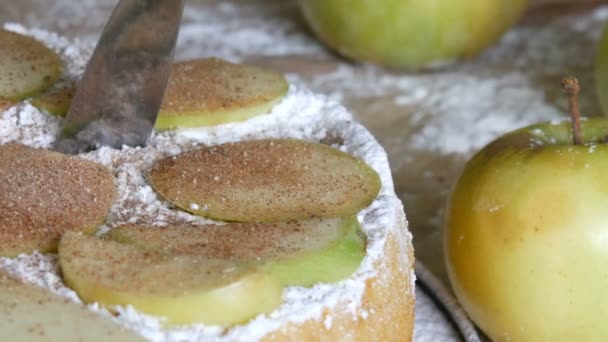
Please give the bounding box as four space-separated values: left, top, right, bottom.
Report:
0 21 411 342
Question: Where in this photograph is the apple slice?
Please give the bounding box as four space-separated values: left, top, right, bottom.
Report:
155 58 288 129
0 271 144 341
0 29 63 101
58 231 283 326
0 143 116 256
30 84 75 117
106 217 366 287
148 139 381 222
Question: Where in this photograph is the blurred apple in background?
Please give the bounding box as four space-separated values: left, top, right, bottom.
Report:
444 78 608 341
596 24 608 116
297 0 528 69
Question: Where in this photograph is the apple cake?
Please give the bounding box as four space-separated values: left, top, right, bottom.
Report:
0 24 415 341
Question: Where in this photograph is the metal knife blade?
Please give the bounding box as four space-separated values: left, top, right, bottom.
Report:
54 0 184 154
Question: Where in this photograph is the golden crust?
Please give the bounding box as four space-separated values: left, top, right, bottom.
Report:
261 214 415 342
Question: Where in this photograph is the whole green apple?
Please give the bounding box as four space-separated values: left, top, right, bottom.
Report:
298 0 528 69
444 117 608 341
596 24 608 116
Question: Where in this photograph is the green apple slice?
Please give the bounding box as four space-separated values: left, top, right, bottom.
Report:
0 271 144 342
0 29 63 101
58 231 283 326
259 217 366 286
155 58 288 129
148 139 381 222
0 143 116 256
106 217 366 287
30 84 75 117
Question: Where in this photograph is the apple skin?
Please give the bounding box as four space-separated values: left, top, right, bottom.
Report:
298 0 528 70
444 118 608 341
596 25 608 116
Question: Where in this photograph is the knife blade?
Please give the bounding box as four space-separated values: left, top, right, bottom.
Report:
54 0 184 154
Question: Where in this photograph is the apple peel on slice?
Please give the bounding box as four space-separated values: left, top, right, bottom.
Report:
257 217 366 286
106 217 366 287
58 231 283 327
155 58 289 129
0 29 63 101
148 139 381 222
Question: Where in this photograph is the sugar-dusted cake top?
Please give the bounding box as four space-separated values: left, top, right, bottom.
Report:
0 24 413 341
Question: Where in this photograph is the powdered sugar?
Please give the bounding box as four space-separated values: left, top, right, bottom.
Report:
305 6 608 156
407 73 562 154
0 24 411 341
309 66 564 155
0 102 60 148
479 6 608 73
177 2 325 62
0 252 79 301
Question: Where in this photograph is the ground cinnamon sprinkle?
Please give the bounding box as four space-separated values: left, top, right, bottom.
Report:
148 139 379 222
0 143 115 255
161 58 286 116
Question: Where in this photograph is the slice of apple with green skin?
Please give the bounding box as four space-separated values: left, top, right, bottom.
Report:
0 29 63 101
444 118 608 341
596 25 608 116
0 143 116 257
298 0 527 70
155 58 288 130
259 217 366 286
0 271 145 342
106 217 366 287
59 231 283 327
148 139 381 222
30 84 75 117
24 58 289 125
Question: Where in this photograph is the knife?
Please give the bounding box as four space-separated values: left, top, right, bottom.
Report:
54 0 184 154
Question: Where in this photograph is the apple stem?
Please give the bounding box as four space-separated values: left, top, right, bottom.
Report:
561 76 582 145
